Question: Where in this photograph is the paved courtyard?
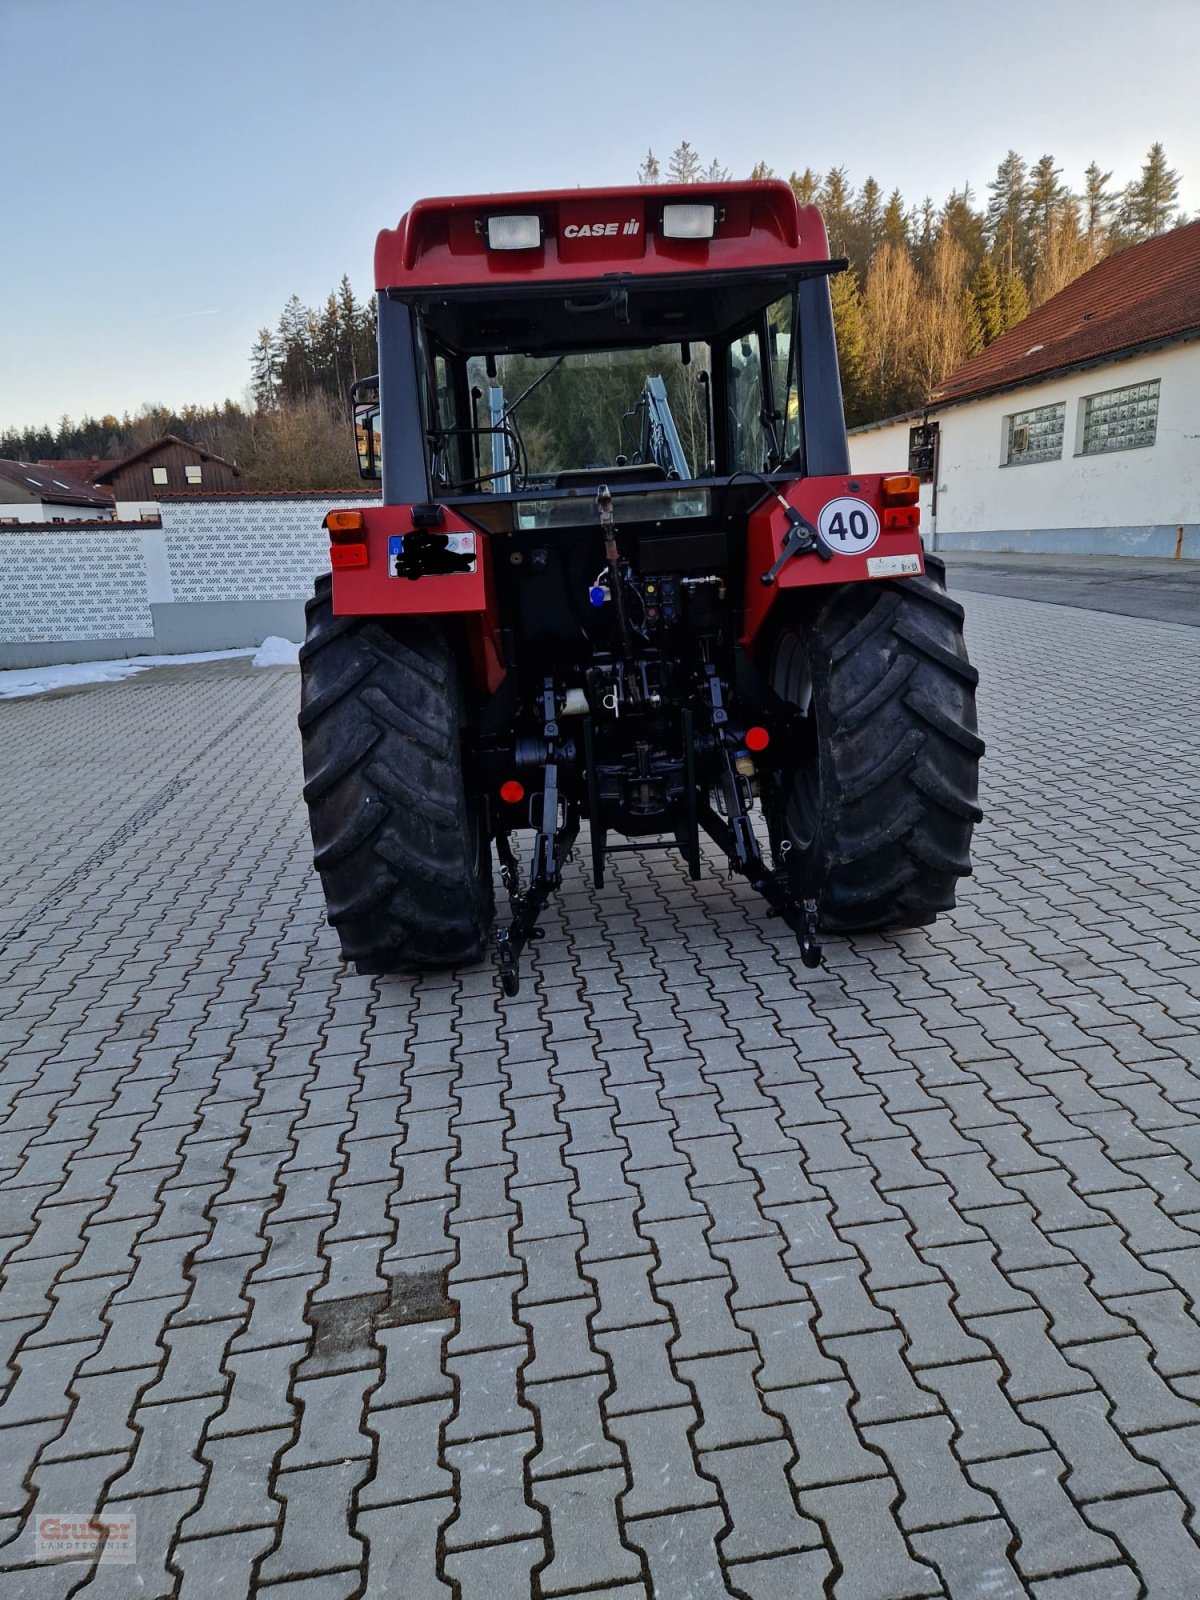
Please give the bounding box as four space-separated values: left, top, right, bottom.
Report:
1 588 1199 1599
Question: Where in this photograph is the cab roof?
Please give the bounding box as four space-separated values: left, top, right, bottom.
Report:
374 181 831 292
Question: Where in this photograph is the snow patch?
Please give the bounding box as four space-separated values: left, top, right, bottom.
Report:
252 636 301 668
0 648 256 700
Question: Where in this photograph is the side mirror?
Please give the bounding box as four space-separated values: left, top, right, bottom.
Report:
354 402 382 480
351 375 381 481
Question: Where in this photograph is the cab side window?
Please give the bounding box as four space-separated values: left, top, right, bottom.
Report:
726 329 767 473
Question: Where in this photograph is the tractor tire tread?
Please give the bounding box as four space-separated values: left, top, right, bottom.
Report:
772 558 983 933
298 580 493 970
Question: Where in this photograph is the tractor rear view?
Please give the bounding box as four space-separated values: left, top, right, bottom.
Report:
299 183 983 993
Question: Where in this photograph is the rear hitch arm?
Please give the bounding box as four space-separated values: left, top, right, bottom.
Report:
697 687 824 971
493 678 579 997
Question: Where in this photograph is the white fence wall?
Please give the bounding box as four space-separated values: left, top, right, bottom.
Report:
0 494 377 667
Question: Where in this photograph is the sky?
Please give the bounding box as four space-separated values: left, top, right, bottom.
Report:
2 0 1198 435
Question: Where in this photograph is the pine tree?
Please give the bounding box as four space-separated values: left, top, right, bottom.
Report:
1026 154 1068 275
1117 142 1181 241
1031 197 1091 306
913 197 936 272
882 190 909 250
987 150 1029 278
818 167 852 255
939 186 986 272
638 149 661 185
999 271 1030 330
789 168 818 206
830 269 867 424
276 295 313 403
969 257 1004 345
251 329 281 410
1082 162 1114 257
857 177 884 259
666 141 701 184
960 288 984 360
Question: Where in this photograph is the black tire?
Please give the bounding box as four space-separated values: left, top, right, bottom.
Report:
298 574 493 970
767 554 983 932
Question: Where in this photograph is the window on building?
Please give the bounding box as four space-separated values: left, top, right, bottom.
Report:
1080 379 1159 455
152 466 169 486
185 465 203 485
1004 402 1065 465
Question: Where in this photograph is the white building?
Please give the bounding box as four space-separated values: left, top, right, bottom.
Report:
0 460 114 524
850 220 1200 558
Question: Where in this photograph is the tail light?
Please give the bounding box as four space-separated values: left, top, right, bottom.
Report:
330 544 368 568
883 506 920 532
325 511 367 569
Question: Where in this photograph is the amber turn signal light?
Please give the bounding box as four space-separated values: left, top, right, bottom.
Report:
881 474 921 507
325 509 365 541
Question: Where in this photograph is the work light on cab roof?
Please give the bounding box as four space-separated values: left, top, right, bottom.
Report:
299 180 984 996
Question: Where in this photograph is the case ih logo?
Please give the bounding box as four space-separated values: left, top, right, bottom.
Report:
562 219 640 238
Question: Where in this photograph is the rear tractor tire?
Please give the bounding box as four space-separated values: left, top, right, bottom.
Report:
298 575 493 971
767 554 983 933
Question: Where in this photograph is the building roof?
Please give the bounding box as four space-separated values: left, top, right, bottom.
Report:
37 457 117 483
0 460 114 508
92 435 241 482
933 220 1200 406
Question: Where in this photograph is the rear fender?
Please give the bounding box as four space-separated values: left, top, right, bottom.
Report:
741 472 924 651
329 504 505 692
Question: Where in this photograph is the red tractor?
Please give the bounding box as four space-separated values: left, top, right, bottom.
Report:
299 183 982 994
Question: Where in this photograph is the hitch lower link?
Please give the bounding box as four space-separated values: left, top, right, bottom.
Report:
698 668 824 971
493 679 579 997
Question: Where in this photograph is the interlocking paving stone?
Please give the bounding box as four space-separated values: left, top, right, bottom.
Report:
536 1468 642 1592
967 1451 1122 1577
799 1478 943 1599
1019 1390 1167 1501
3 599 1200 1594
1084 1490 1200 1596
908 1518 1026 1599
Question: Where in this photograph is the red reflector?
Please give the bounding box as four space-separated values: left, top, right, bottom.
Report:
499 780 525 804
883 506 920 531
745 726 770 752
330 542 368 568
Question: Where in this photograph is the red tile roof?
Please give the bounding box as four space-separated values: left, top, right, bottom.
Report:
933 220 1200 406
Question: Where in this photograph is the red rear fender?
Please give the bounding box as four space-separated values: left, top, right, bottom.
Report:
741 472 924 650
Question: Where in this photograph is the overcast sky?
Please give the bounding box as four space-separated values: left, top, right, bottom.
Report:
3 0 1198 434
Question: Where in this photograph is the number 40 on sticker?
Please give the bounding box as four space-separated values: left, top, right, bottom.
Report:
817 497 881 555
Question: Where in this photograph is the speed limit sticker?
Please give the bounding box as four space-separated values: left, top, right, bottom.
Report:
818 497 880 555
